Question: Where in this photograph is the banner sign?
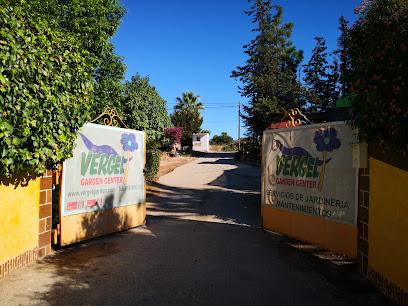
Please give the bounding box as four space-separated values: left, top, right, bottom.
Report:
61 123 145 217
262 122 358 226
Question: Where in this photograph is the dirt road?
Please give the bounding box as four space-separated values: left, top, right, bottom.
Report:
148 153 262 227
0 153 389 305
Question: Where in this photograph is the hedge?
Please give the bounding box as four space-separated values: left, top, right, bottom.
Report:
0 1 95 177
145 150 161 182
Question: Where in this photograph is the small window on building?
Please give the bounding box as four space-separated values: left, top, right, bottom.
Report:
196 136 201 141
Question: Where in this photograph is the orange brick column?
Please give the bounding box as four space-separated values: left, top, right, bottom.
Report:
38 170 53 258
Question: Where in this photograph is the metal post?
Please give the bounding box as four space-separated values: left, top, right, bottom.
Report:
238 102 241 151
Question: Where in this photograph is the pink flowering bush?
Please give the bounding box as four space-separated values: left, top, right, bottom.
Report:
163 127 186 143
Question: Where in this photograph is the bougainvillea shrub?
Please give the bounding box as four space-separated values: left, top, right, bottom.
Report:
339 0 408 155
163 127 186 143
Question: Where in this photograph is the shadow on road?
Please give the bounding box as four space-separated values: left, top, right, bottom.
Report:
0 154 391 305
147 156 262 227
10 216 391 305
191 151 236 158
199 158 260 192
147 181 261 227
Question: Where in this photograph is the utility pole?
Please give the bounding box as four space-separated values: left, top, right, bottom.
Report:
238 102 241 151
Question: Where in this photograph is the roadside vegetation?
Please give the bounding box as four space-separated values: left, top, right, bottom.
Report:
0 0 189 178
339 0 408 155
1 0 406 178
210 132 238 152
232 0 408 160
0 1 95 176
170 91 205 147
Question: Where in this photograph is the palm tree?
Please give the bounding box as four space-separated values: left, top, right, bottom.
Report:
174 91 204 113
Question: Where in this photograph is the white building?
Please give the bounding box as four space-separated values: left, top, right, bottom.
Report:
192 133 210 152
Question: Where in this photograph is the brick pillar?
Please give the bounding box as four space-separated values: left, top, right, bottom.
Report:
357 162 370 276
38 170 53 258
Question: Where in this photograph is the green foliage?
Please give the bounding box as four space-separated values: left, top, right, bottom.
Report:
0 1 95 177
336 16 353 97
303 37 340 111
29 0 128 115
92 44 127 118
234 150 243 160
145 150 161 182
339 0 408 155
146 139 161 150
231 0 305 137
174 91 204 112
29 0 127 56
211 132 233 145
222 144 238 152
121 74 171 144
171 91 204 146
171 111 203 146
240 137 262 160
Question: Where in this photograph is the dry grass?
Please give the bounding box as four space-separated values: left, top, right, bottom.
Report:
209 145 223 152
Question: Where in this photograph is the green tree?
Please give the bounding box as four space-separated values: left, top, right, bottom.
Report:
211 132 233 145
29 0 128 117
303 37 340 111
336 16 352 98
231 0 305 137
121 74 171 143
339 0 408 155
93 43 127 117
174 91 205 113
171 91 204 146
0 1 95 177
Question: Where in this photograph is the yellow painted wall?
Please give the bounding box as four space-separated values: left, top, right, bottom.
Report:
262 206 357 258
0 175 40 264
369 158 408 292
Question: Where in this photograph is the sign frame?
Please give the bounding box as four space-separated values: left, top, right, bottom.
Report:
262 121 359 226
58 122 146 246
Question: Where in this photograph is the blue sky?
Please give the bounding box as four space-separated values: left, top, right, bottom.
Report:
111 0 361 140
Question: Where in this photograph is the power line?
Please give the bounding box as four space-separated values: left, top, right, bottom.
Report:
166 102 238 105
203 105 239 108
166 105 238 109
204 120 237 123
167 103 249 107
167 104 238 106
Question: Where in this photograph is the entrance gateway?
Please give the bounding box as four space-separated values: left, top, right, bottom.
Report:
55 108 146 246
262 120 359 257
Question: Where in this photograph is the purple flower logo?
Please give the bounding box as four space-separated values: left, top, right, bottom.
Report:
313 128 341 152
121 133 138 184
313 127 341 192
121 133 138 152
